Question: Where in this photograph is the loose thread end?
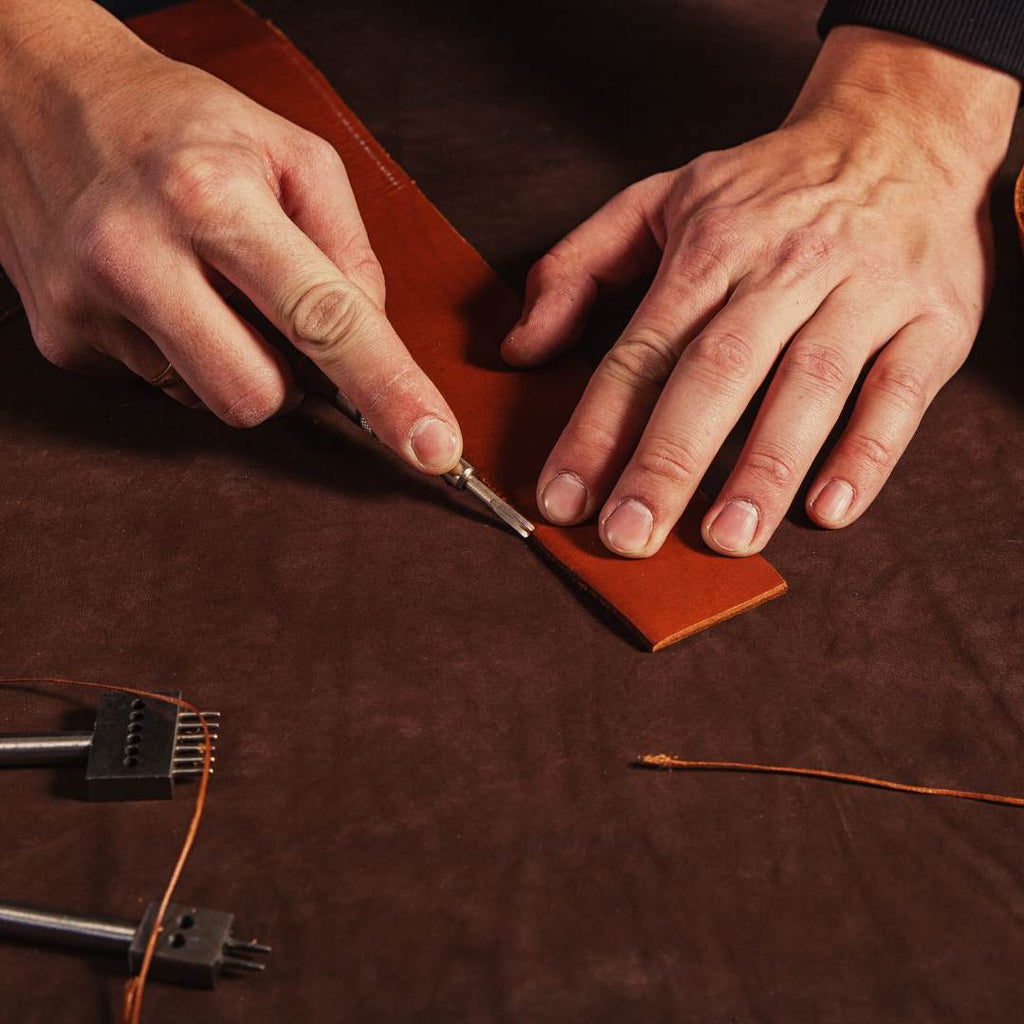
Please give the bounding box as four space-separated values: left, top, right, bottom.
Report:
633 753 685 769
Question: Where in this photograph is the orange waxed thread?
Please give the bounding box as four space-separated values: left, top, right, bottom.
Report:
635 754 1024 808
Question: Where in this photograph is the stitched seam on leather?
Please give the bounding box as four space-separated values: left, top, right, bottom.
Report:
238 5 522 298
259 14 404 192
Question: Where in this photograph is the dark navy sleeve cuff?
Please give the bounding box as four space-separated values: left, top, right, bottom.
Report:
819 0 1024 81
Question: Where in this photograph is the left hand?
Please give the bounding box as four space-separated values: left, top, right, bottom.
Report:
502 26 1020 558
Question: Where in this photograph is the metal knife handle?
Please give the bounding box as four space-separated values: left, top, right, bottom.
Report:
329 388 374 435
314 383 534 538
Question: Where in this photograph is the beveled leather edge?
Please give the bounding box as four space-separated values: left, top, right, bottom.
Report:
1016 162 1024 254
651 579 789 651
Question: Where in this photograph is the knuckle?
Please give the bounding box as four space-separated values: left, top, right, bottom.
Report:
681 152 715 179
781 342 850 396
624 173 663 201
743 442 800 489
667 243 731 293
32 322 75 369
533 248 568 276
851 254 891 284
564 415 620 462
303 133 344 171
634 434 702 488
211 372 287 428
867 360 928 412
776 229 836 272
32 319 98 372
602 330 677 390
73 215 139 299
918 304 975 377
920 291 974 334
685 330 756 389
44 271 87 323
163 154 233 215
341 246 386 299
159 152 262 249
844 431 895 474
687 208 736 250
528 246 581 293
287 280 369 355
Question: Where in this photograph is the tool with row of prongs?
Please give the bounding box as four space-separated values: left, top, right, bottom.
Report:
0 898 270 988
0 686 272 995
0 692 218 800
172 710 220 777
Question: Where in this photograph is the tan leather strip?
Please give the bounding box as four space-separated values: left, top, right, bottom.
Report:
125 0 786 649
636 754 1024 808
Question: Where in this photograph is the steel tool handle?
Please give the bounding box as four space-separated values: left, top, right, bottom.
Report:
0 901 134 954
0 732 92 766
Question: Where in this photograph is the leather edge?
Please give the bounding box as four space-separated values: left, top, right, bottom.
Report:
651 579 789 652
1016 162 1024 255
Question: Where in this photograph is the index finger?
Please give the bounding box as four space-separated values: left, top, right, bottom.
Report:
194 181 462 474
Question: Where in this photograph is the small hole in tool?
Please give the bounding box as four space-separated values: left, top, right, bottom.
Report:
168 933 186 948
124 744 139 756
129 710 144 722
127 722 142 735
179 913 196 929
122 756 138 767
131 699 145 710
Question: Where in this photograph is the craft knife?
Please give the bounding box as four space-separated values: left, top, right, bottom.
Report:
319 387 535 540
269 332 536 539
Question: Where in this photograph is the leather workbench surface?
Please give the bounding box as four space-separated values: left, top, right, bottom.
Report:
1 1 1023 1021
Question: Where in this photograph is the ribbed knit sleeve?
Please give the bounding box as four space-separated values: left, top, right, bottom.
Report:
818 1 1024 81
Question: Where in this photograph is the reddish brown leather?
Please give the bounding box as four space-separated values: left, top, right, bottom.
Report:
1016 164 1024 253
123 0 785 650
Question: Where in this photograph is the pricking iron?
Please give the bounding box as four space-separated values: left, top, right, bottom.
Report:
0 691 217 800
0 899 269 988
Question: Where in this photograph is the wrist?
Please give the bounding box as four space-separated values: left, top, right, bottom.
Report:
786 25 1020 182
0 1 153 121
0 2 154 281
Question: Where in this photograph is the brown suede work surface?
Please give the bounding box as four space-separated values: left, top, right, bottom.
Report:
1 1 1023 1021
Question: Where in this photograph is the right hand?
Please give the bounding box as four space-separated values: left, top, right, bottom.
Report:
0 1 462 472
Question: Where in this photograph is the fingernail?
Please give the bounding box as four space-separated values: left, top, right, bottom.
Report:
410 416 459 471
812 478 854 524
707 499 759 553
540 472 588 524
603 499 654 555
